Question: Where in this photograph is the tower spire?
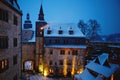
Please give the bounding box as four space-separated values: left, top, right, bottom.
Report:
38 4 44 20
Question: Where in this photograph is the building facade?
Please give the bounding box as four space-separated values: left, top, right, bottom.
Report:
22 13 36 72
43 24 86 76
0 0 22 80
22 4 86 77
22 42 35 72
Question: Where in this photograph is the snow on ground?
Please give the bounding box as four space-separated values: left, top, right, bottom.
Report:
28 74 72 80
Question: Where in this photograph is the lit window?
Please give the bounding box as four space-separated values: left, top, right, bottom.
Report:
40 31 42 35
0 59 9 73
5 60 7 66
2 61 4 69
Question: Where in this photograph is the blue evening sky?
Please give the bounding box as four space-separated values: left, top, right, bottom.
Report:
18 0 120 35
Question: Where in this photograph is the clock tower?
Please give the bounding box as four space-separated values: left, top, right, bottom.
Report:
35 4 47 73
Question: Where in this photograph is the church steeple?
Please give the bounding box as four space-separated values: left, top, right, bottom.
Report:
38 4 44 20
36 3 47 37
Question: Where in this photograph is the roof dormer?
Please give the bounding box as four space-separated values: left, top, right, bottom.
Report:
69 27 74 35
47 27 51 34
58 26 63 34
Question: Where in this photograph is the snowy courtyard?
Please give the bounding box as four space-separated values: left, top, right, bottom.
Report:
24 73 73 80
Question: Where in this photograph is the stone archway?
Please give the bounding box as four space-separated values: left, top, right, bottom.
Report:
24 60 34 71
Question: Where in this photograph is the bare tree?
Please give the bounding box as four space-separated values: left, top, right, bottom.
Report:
78 19 101 41
78 20 87 35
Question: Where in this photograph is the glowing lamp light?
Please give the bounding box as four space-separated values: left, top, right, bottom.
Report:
44 70 48 77
38 65 43 72
40 24 49 30
63 59 67 77
71 56 76 76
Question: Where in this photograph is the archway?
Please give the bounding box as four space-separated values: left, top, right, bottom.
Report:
24 60 34 71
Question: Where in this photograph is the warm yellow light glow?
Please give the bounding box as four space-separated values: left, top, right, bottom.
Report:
111 74 114 80
80 68 84 74
38 65 43 72
44 69 48 77
5 60 7 66
77 68 84 74
2 61 4 69
71 55 76 75
63 59 67 76
40 24 49 30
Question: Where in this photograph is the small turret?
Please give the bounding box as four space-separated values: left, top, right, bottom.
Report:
24 13 32 29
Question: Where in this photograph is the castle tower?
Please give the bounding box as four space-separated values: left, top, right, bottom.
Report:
24 13 32 29
35 4 47 73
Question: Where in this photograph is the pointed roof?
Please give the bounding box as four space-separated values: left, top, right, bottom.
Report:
38 4 44 20
86 53 119 78
74 53 119 80
40 4 44 15
74 69 103 80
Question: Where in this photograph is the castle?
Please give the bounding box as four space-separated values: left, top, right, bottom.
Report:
22 4 86 77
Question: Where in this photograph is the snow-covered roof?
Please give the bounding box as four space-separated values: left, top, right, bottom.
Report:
74 69 103 80
74 53 119 80
22 30 34 42
86 53 119 78
75 69 95 80
44 45 86 49
44 23 85 37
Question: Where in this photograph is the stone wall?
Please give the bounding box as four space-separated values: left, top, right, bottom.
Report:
0 1 22 80
22 42 36 71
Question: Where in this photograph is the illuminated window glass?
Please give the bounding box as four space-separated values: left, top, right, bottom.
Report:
2 61 4 69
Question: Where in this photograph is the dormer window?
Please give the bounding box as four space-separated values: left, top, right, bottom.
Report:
58 30 63 34
69 30 73 35
58 26 63 34
47 27 51 34
69 27 74 35
47 30 51 34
